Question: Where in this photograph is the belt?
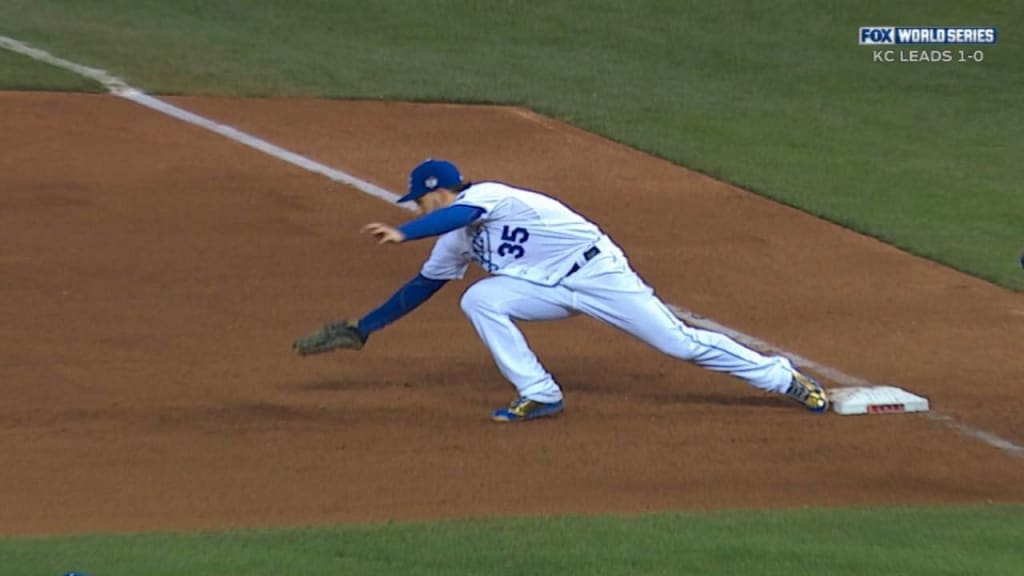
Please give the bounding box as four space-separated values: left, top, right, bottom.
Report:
566 246 600 277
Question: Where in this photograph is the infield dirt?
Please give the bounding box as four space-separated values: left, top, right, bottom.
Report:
2 92 1022 535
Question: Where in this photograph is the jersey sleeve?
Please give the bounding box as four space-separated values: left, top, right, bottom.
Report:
451 183 507 219
398 204 484 241
420 230 471 280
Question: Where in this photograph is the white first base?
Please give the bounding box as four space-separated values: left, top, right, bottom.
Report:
828 386 929 415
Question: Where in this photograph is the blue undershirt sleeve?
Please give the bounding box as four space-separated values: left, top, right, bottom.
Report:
398 204 484 241
357 273 448 338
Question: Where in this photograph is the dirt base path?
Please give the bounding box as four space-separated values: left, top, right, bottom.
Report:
2 92 1022 535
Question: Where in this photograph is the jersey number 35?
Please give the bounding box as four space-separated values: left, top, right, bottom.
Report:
497 226 530 259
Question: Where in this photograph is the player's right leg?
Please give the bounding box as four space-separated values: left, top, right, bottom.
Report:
459 276 573 421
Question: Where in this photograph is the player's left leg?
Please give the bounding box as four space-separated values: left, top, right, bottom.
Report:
563 258 793 394
460 276 573 419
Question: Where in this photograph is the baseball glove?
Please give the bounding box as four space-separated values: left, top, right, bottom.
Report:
292 320 366 355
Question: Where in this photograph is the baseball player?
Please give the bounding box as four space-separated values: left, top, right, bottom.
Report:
293 159 829 421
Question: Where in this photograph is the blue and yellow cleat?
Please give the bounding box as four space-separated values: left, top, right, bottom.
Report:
785 371 830 413
492 397 564 422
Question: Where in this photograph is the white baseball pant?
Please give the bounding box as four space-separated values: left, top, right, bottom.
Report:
459 237 795 402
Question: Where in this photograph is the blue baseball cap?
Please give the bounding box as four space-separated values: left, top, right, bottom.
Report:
399 159 462 203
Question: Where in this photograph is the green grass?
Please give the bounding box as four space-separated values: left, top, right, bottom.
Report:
4 506 1022 576
0 5 1021 572
0 44 101 92
1 0 1021 288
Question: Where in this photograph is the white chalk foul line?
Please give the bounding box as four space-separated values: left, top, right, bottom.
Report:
4 35 1021 458
0 35 130 91
669 305 1024 457
0 35 407 210
118 89 405 207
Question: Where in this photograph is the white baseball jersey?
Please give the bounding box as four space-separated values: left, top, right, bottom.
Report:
415 180 796 406
420 182 603 286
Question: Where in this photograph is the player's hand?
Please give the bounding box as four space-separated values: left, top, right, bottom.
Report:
361 222 406 244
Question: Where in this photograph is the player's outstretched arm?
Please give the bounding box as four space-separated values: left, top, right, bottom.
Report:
357 273 448 335
363 205 484 245
292 273 448 356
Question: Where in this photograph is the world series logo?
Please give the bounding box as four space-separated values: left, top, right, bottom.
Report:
860 26 996 63
859 27 997 45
